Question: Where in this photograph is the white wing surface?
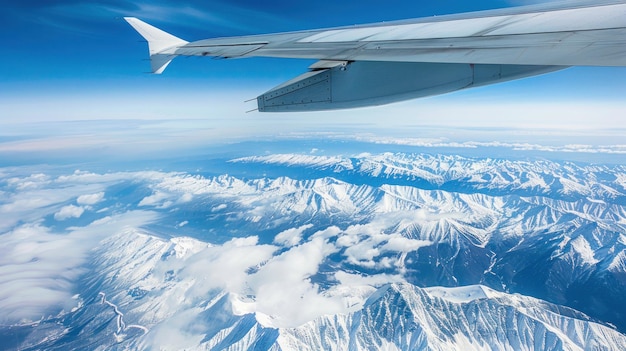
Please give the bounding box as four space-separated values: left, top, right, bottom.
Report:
125 1 626 111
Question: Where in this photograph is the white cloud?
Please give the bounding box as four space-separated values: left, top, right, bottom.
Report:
0 188 76 231
149 226 423 329
147 233 347 329
310 226 343 240
247 237 343 328
211 204 227 212
253 136 626 155
6 173 51 191
274 224 313 247
76 192 104 205
506 0 561 5
335 271 405 287
139 308 208 350
0 170 128 232
334 214 434 269
138 191 171 208
381 236 431 253
0 211 158 324
54 205 85 220
177 236 278 298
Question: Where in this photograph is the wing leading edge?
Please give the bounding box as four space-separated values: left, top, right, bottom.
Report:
125 1 625 111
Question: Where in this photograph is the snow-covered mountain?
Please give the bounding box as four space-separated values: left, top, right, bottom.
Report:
12 229 626 350
2 151 626 350
231 153 626 202
228 153 626 331
284 283 626 351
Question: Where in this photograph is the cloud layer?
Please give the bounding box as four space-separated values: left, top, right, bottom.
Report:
0 166 438 328
0 211 157 324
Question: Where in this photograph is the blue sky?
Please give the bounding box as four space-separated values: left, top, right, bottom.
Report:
1 0 625 159
3 0 624 95
4 1 538 84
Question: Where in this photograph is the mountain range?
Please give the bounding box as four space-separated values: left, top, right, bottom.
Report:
2 151 625 350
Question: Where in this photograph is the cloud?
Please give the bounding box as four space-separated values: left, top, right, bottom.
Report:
6 0 292 36
335 271 405 287
179 236 277 295
135 221 431 331
280 135 626 155
382 236 431 253
160 233 345 328
211 204 227 212
0 211 158 324
0 170 130 232
333 213 434 269
6 173 51 191
247 237 343 327
0 168 171 324
0 165 533 333
505 0 562 5
77 191 105 205
139 308 208 350
54 205 85 220
273 223 313 247
1 188 78 231
139 231 347 329
138 191 172 208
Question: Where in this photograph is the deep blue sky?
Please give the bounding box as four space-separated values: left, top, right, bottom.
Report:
4 0 534 84
1 0 625 132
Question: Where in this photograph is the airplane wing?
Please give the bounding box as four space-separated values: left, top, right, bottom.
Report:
125 0 626 112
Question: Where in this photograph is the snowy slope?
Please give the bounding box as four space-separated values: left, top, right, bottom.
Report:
231 153 626 202
3 151 626 350
282 283 626 351
12 229 625 351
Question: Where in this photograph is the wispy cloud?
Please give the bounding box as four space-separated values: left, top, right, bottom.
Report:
0 211 157 324
8 0 294 35
77 192 105 205
54 204 85 220
504 0 566 5
348 136 626 155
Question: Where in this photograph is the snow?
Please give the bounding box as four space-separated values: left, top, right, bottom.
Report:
3 152 626 350
608 251 626 273
569 236 599 265
424 285 497 304
231 154 354 172
170 237 206 258
230 294 257 317
280 283 626 351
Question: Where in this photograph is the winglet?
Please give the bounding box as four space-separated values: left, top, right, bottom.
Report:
124 17 188 74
